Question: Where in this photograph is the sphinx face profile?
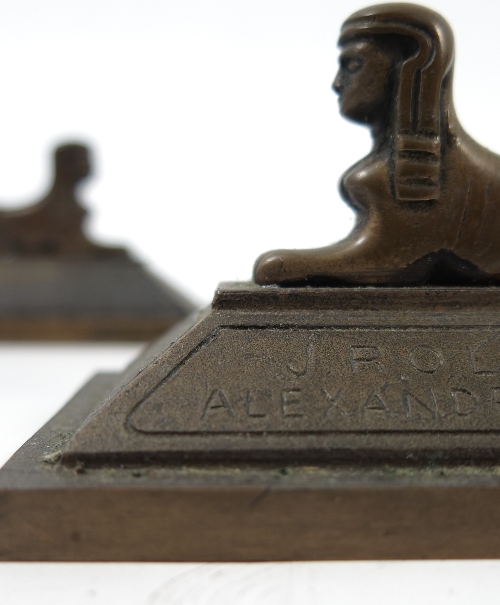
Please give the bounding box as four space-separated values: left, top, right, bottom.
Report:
333 38 395 125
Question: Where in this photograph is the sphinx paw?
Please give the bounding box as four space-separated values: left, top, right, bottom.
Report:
253 251 287 285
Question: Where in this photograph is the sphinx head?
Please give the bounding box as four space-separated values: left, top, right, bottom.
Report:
333 34 417 128
334 3 455 202
54 143 91 185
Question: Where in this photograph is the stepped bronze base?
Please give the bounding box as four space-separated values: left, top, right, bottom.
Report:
0 259 195 340
3 284 500 560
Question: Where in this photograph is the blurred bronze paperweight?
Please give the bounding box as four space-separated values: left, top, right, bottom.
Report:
4 3 500 561
0 143 195 340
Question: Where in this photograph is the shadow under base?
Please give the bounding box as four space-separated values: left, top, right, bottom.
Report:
2 284 500 560
0 258 195 340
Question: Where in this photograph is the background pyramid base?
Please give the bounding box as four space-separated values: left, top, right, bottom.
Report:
0 258 195 341
0 316 184 341
2 372 500 561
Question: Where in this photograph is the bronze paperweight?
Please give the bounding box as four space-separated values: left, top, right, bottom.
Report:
3 3 500 561
0 143 195 340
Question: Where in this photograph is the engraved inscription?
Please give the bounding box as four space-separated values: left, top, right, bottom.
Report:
349 346 384 374
245 390 268 418
402 389 437 420
467 339 500 375
364 390 388 413
128 327 500 434
408 346 443 373
281 389 303 417
202 389 233 418
450 388 477 416
323 388 354 417
491 387 500 406
287 342 313 377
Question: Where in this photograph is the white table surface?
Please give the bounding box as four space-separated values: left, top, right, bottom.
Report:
0 343 499 605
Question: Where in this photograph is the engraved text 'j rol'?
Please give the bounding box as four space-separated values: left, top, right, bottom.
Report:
128 327 500 434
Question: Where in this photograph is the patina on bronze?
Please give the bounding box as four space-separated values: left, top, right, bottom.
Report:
0 143 195 340
255 3 500 286
2 4 500 561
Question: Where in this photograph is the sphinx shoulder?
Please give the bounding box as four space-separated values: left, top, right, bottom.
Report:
341 155 392 206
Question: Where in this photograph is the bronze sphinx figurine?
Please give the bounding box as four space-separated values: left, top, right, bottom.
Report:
254 3 500 286
0 143 195 340
5 3 500 563
0 143 126 258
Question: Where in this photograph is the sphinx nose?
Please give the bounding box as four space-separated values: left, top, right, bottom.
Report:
332 74 342 94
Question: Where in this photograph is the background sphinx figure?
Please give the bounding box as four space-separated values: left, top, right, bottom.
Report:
254 2 500 286
0 144 127 258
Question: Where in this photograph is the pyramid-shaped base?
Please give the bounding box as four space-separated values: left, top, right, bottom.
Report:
3 283 500 560
2 371 500 560
62 282 500 463
0 258 195 340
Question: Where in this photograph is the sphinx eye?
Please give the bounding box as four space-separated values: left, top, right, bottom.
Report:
343 57 363 73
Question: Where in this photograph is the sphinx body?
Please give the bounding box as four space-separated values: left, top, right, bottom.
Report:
0 144 126 259
254 3 500 286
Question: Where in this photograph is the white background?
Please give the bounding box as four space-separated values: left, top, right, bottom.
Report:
2 0 500 603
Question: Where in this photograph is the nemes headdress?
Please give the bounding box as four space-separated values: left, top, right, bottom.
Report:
340 3 454 202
